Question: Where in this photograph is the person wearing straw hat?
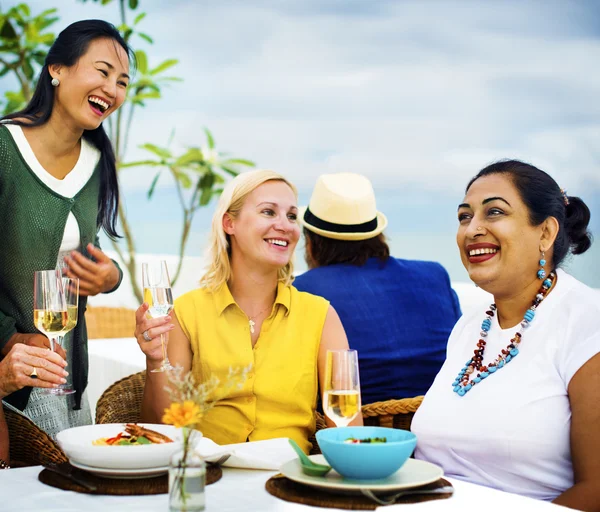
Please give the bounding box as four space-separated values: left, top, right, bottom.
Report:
295 173 461 404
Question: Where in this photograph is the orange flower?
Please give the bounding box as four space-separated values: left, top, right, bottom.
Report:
162 400 203 428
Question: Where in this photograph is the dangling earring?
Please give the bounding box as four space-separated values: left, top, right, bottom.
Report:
537 251 546 279
51 78 60 87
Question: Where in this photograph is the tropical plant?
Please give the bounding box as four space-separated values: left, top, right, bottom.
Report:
0 1 254 301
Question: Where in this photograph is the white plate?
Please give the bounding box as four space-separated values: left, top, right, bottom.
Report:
280 455 443 493
70 460 168 479
56 423 185 470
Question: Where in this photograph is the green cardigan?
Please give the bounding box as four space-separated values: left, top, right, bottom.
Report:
0 125 123 411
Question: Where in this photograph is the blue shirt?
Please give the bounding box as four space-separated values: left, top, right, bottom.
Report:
294 257 461 404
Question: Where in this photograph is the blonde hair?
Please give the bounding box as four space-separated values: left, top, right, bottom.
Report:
200 169 298 291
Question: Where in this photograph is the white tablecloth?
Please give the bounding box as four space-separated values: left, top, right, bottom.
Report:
0 465 569 512
87 337 146 421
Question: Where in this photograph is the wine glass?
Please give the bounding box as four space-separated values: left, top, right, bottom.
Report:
142 260 174 373
33 270 68 395
323 349 361 427
51 278 79 395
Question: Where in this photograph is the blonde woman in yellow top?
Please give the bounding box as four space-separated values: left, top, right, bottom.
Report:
134 170 362 453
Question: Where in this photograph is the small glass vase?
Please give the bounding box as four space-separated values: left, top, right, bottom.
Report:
169 450 206 512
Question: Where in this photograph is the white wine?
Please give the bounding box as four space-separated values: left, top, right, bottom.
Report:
144 287 174 318
324 390 360 426
57 305 78 335
33 309 67 335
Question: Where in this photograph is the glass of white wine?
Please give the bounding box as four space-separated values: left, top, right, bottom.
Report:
51 277 79 395
323 349 361 427
142 260 174 373
33 270 67 396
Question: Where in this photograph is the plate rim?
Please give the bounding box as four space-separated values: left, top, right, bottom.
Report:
69 459 169 476
280 455 444 492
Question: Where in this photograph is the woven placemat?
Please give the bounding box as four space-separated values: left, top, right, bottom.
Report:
265 475 453 510
38 462 222 495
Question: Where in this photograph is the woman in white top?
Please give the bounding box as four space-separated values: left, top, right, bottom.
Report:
0 20 131 440
411 159 600 510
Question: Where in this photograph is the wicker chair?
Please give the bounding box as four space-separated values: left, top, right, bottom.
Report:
3 404 67 467
361 396 424 430
95 371 146 424
85 305 136 339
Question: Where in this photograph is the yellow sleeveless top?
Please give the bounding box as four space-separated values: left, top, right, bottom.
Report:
174 282 329 453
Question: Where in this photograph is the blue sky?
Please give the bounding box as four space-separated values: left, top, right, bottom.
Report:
2 0 599 286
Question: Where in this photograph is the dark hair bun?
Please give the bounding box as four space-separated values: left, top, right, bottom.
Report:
564 196 592 255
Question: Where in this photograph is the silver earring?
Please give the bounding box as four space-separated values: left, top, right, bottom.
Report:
51 78 60 87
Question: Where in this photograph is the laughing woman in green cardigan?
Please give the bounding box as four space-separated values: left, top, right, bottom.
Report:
0 20 133 441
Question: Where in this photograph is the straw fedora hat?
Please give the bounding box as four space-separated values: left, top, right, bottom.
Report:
299 173 388 241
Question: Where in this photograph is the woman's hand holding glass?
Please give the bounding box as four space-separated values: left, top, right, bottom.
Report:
323 349 362 427
0 344 68 399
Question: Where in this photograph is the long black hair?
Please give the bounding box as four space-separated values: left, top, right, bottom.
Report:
467 159 593 268
2 19 134 239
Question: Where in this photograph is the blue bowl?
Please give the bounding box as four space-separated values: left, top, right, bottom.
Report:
316 426 417 480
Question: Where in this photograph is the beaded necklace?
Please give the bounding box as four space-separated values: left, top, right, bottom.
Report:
452 271 556 396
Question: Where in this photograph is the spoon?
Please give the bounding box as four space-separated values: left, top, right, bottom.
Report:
288 439 332 477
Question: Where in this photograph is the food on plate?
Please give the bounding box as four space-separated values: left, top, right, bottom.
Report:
344 437 387 444
93 424 174 446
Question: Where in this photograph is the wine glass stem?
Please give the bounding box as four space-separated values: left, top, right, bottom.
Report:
49 336 60 352
160 333 170 367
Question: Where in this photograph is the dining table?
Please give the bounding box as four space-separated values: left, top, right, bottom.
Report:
2 464 569 512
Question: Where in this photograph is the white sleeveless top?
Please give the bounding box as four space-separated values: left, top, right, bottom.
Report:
4 124 101 437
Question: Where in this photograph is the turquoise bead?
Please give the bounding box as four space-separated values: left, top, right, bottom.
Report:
506 355 512 362
498 360 505 368
453 385 461 392
480 371 489 378
464 384 472 391
489 366 497 373
457 388 466 396
473 377 481 383
539 259 546 266
510 348 519 356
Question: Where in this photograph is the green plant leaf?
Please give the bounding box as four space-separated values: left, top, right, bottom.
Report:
37 9 59 18
130 90 161 102
129 0 139 9
134 12 146 25
147 171 161 199
18 4 31 17
150 59 178 75
204 128 215 149
174 170 192 189
199 187 213 206
220 165 241 177
0 20 18 40
175 148 205 166
140 143 172 159
135 49 148 74
22 59 34 80
138 32 153 44
119 159 163 168
221 158 255 167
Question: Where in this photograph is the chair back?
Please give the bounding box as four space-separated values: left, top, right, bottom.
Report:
95 371 146 424
361 396 424 430
85 306 136 339
3 404 67 467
